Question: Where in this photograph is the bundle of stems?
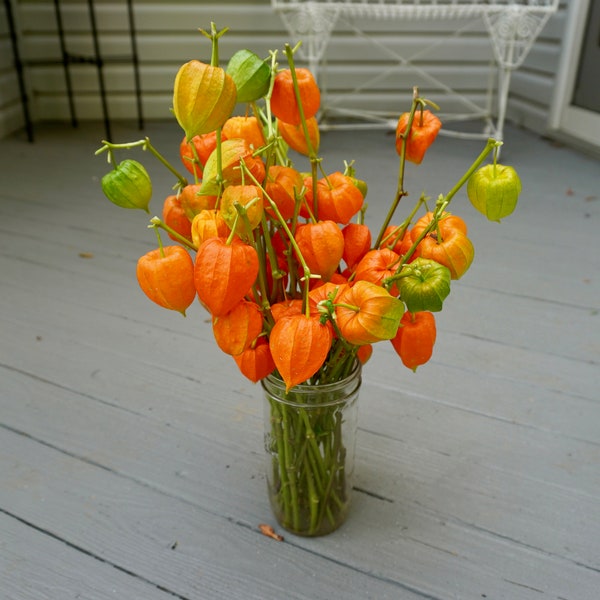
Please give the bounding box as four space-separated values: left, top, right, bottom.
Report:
263 360 361 536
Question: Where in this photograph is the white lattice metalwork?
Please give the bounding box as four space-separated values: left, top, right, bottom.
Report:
271 0 559 139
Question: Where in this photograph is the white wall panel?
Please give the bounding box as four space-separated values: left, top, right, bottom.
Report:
1 0 567 138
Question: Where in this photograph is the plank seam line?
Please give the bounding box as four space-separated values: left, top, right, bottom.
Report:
362 378 600 447
457 331 600 367
413 500 600 575
460 281 599 312
0 506 193 600
0 362 149 419
353 486 395 503
227 516 445 600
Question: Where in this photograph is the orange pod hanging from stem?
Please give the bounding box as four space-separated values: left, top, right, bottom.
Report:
234 336 276 383
353 248 402 297
390 311 437 371
277 117 320 156
295 221 344 282
304 172 364 225
269 314 332 391
335 280 404 345
270 68 320 126
410 212 474 279
194 238 259 316
212 299 264 356
136 246 196 316
191 209 230 247
395 109 442 164
264 164 304 222
162 195 192 243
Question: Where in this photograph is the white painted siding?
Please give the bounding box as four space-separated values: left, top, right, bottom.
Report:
1 0 567 139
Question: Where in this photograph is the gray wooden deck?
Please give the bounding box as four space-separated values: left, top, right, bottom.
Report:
1 120 599 600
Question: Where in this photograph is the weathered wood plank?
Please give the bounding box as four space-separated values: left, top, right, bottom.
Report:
1 121 598 599
0 513 180 600
0 426 435 600
2 354 599 599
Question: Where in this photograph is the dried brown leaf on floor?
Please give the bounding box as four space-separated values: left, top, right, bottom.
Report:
258 523 284 541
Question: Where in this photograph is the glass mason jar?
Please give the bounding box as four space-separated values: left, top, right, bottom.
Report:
262 362 361 536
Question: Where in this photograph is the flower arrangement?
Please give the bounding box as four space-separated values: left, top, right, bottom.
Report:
95 24 521 536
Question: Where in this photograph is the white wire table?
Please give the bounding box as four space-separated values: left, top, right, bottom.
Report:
271 0 560 140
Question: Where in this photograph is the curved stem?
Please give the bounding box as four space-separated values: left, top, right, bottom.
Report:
96 138 188 188
394 138 500 272
149 216 197 251
374 88 423 248
151 223 165 258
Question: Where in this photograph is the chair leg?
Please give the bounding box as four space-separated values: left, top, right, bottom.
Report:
127 0 144 130
87 0 111 140
53 0 77 128
5 0 34 141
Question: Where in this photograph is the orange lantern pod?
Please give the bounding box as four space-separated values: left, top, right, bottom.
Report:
173 60 237 140
212 299 264 356
390 311 437 371
136 246 196 316
270 299 303 322
381 225 405 253
194 238 259 316
412 211 468 237
269 314 333 391
277 116 320 156
295 220 344 282
270 68 320 125
162 195 192 243
191 209 231 247
222 116 266 150
382 225 417 263
179 131 224 179
357 344 373 365
342 223 372 270
307 281 347 332
201 138 266 193
219 184 264 236
395 109 442 165
353 248 401 297
264 165 304 221
179 183 218 220
411 212 474 279
234 336 276 383
335 280 404 345
304 172 364 224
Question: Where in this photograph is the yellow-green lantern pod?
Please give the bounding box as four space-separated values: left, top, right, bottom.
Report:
101 159 152 212
173 60 237 140
467 163 522 222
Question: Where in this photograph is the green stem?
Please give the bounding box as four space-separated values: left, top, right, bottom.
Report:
199 22 229 66
151 222 165 257
443 138 500 206
283 44 316 160
149 216 197 251
281 403 301 530
269 399 295 530
241 163 315 306
395 138 500 271
374 88 423 248
96 138 188 188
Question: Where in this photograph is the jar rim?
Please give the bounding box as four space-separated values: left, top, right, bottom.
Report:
261 360 362 404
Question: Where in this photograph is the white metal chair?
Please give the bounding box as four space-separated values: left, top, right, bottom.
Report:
271 0 560 140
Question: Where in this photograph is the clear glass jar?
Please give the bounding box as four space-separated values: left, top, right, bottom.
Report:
262 363 361 536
